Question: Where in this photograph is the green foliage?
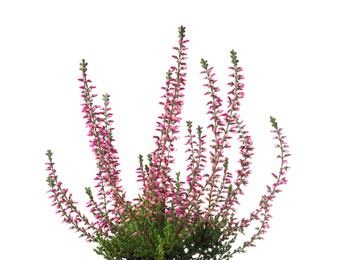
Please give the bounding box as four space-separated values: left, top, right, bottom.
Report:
270 116 278 130
91 214 231 259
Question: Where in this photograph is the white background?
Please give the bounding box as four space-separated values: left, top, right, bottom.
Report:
1 0 344 259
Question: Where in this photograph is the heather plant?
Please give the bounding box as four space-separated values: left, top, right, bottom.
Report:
45 25 290 259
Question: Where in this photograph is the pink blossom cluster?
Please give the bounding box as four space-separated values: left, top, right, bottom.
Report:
45 26 290 259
